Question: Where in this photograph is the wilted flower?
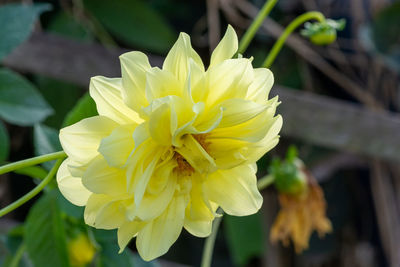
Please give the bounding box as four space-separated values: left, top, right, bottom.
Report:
269 149 332 253
57 25 282 261
67 233 96 267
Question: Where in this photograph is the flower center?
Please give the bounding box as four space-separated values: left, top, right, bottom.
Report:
174 152 194 176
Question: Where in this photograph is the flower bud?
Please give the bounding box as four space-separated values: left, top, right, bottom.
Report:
68 233 96 267
270 146 307 196
301 19 345 45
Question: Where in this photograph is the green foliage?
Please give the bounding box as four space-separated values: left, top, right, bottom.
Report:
0 69 53 126
14 165 48 181
224 214 265 266
62 92 98 127
0 121 9 163
25 191 70 267
34 124 62 171
83 0 176 53
47 12 93 41
0 3 51 60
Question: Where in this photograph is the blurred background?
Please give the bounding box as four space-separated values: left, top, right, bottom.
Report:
0 0 400 266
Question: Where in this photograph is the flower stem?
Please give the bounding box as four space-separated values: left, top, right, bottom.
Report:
0 151 66 175
262 11 325 68
0 158 63 218
238 0 278 54
257 174 275 190
9 242 26 267
201 213 223 267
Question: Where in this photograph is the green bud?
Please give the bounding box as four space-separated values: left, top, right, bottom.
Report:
301 18 346 45
270 147 307 196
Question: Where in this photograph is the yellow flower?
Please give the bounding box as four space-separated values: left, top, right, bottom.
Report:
68 234 96 267
57 25 282 261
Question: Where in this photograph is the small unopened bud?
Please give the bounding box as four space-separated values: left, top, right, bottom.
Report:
68 233 96 267
270 146 307 196
301 19 346 45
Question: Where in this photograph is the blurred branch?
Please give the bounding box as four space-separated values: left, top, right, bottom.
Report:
234 0 383 109
3 33 400 162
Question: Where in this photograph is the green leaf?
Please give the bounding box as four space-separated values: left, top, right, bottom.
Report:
93 229 134 267
83 0 176 53
33 124 62 170
224 213 265 266
34 76 82 129
25 191 70 267
0 121 9 163
0 69 53 126
47 12 93 42
0 3 51 60
62 92 97 127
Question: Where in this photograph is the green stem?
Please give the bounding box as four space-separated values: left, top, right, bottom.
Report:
257 174 275 190
0 151 66 176
262 11 325 68
201 213 223 267
0 159 63 218
9 242 26 267
238 0 278 54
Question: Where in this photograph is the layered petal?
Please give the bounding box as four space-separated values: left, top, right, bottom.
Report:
210 25 238 67
163 32 204 84
89 76 142 124
59 116 118 164
57 159 91 206
246 68 274 102
136 194 187 261
120 51 151 112
204 164 262 216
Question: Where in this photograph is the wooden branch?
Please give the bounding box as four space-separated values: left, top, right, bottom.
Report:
3 33 400 162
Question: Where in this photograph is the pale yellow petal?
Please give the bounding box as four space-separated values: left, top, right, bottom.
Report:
246 68 274 102
175 134 217 174
98 124 136 167
183 217 212 237
82 156 127 196
56 159 91 206
205 58 254 107
208 97 279 142
89 76 142 124
120 51 151 112
148 102 172 145
136 194 187 261
117 220 145 253
204 164 262 216
163 32 204 84
84 194 126 229
210 25 238 67
134 173 177 221
59 116 118 165
145 68 181 103
218 98 266 128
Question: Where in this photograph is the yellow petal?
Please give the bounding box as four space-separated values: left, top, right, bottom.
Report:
59 116 118 165
148 102 172 145
205 58 254 107
117 220 145 253
84 194 127 229
204 164 262 216
136 194 187 261
246 68 274 102
56 159 91 206
134 173 177 221
98 124 136 167
89 76 142 124
145 68 181 103
163 32 204 84
183 217 212 237
120 51 151 112
218 98 266 128
187 178 214 221
82 156 127 196
208 98 279 142
175 134 217 174
210 25 238 67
